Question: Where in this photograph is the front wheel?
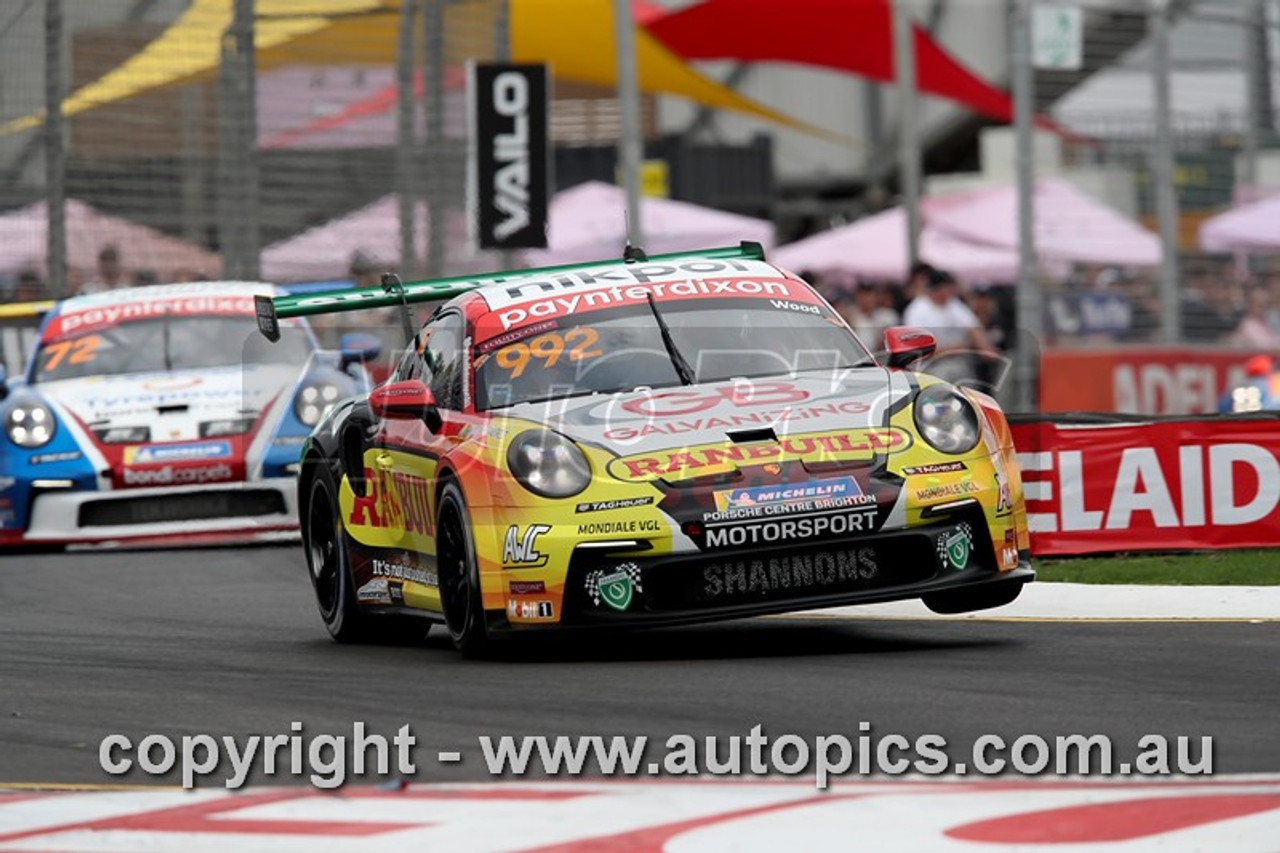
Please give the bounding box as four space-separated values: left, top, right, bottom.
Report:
435 482 492 657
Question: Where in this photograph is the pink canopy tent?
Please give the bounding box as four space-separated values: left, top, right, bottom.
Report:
772 206 1019 283
1199 194 1280 253
0 199 221 280
923 178 1161 267
260 194 486 282
522 181 776 266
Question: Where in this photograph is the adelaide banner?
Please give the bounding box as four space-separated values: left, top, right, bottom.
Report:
1039 348 1250 415
1010 416 1280 555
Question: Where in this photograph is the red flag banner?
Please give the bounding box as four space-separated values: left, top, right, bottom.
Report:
646 0 1018 122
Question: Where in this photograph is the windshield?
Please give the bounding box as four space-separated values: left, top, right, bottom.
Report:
474 298 874 410
32 316 313 383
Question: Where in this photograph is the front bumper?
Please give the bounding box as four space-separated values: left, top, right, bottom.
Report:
494 510 1033 632
4 477 299 546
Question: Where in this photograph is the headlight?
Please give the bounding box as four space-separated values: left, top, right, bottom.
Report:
913 384 980 455
507 429 591 498
6 402 56 449
295 382 341 427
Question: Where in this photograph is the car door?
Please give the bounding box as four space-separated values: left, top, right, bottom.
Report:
369 311 466 610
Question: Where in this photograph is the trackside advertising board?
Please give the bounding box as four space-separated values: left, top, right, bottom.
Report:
468 62 550 250
1040 348 1250 415
1010 417 1280 555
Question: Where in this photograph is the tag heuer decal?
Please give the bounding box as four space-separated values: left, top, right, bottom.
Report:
937 523 973 571
586 563 643 612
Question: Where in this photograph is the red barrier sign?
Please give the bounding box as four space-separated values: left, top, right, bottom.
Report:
1010 419 1280 555
1040 349 1250 415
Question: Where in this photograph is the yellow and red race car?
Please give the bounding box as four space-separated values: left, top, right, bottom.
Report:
255 243 1032 655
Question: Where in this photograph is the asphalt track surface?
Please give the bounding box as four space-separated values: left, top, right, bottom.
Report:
2 545 1278 787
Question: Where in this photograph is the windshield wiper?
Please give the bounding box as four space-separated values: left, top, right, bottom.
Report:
644 293 695 386
161 309 173 372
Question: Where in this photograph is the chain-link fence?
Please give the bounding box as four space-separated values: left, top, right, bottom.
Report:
1039 0 1280 349
0 0 505 298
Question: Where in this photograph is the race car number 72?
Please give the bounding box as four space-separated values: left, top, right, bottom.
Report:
41 335 102 372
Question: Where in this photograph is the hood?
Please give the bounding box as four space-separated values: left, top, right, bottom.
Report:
36 363 299 442
506 368 914 470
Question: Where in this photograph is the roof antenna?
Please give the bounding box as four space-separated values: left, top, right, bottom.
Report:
622 206 647 262
381 272 416 347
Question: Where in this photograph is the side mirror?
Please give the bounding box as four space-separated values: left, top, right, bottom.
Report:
339 333 382 371
884 326 937 370
368 379 442 433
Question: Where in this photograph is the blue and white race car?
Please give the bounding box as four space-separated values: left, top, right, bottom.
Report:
0 282 378 548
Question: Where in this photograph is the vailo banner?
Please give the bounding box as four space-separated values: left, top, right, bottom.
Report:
1010 417 1280 555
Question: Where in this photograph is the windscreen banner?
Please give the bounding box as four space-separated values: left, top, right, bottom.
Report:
1039 348 1251 415
1010 416 1280 555
468 62 550 251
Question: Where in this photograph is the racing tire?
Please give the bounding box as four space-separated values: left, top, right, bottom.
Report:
435 481 492 658
922 578 1025 615
304 466 374 643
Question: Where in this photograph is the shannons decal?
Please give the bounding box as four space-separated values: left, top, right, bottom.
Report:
606 427 912 482
701 546 878 599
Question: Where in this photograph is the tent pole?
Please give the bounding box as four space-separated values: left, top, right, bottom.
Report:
424 0 447 278
45 0 67 298
613 0 645 250
1150 0 1181 343
1012 0 1039 412
396 0 419 279
891 0 921 268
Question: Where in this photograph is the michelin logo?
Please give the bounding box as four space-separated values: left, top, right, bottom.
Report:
125 441 231 465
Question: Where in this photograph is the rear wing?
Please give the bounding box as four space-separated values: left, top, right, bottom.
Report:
254 242 768 342
0 300 55 322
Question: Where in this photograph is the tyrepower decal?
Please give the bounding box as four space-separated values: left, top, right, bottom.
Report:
606 427 912 482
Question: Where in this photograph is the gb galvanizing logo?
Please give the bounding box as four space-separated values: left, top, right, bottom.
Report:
585 563 643 612
937 523 974 571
